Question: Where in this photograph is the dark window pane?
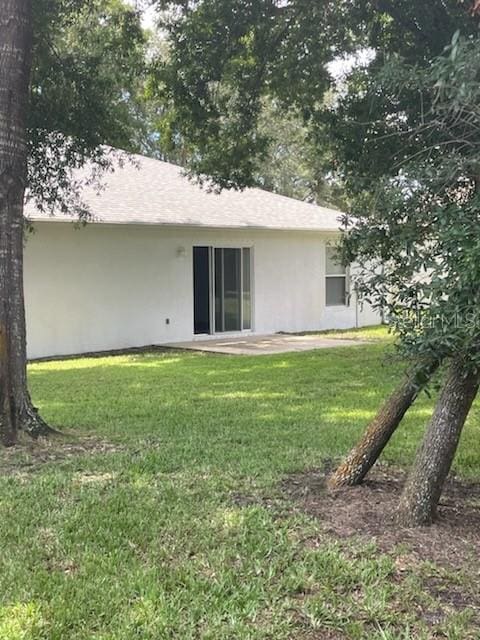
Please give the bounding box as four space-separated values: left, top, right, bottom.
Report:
242 248 251 330
326 276 346 306
193 247 210 334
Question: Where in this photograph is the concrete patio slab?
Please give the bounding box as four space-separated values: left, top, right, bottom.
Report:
166 333 365 355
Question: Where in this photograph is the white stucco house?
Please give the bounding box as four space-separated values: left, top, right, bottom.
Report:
24 153 379 359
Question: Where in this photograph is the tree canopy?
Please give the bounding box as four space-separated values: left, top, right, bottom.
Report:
343 34 480 365
153 0 478 188
29 0 148 217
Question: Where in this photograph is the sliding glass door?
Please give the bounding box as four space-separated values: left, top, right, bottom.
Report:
193 246 251 334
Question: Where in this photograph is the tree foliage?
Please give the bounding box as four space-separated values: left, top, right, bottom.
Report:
342 34 480 368
153 1 477 185
253 100 346 208
154 0 355 188
29 0 148 217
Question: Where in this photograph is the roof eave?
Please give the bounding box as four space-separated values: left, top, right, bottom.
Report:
27 217 343 234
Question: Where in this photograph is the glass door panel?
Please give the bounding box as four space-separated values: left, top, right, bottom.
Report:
207 247 252 333
214 248 223 332
222 248 241 331
242 248 251 330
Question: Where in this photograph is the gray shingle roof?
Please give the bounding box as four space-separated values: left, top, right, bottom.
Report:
26 153 344 232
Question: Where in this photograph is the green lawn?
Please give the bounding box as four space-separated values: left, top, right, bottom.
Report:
0 328 478 639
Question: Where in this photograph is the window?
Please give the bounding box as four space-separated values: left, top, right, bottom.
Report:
326 246 348 306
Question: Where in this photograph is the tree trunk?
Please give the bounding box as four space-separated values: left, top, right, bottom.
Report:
328 357 440 488
397 357 480 526
0 0 52 445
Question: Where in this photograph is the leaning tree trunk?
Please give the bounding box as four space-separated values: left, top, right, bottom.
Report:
0 0 51 445
328 357 440 488
397 357 480 527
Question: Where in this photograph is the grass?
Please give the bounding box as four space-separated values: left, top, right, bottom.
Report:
0 326 478 639
300 324 393 342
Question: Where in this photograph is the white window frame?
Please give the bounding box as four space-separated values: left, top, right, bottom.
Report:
325 245 349 307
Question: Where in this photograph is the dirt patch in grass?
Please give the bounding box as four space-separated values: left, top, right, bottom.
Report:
0 436 125 476
283 466 480 568
283 466 480 623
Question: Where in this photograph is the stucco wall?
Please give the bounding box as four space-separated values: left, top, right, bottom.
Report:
24 222 379 359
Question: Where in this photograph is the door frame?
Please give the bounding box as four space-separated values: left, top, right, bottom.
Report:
193 244 254 336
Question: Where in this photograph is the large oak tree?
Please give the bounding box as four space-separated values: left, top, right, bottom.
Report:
0 0 35 445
